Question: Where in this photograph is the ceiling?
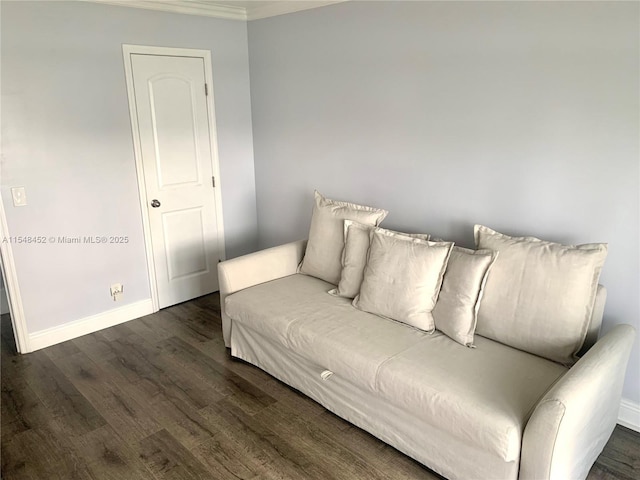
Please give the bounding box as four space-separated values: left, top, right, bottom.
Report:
85 0 348 21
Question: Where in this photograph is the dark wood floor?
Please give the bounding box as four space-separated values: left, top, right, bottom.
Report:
1 293 638 480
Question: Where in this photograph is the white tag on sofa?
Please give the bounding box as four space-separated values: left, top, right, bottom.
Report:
320 370 334 381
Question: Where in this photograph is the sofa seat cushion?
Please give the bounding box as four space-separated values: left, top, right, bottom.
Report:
225 274 567 462
225 274 339 348
225 274 429 391
376 335 567 461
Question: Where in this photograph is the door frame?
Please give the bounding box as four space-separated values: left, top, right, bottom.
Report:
122 44 226 312
0 196 30 353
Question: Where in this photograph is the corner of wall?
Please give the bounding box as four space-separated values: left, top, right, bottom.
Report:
619 398 640 433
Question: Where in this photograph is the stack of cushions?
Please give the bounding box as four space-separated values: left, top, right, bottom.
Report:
299 192 607 361
353 228 454 332
299 191 388 285
329 220 432 299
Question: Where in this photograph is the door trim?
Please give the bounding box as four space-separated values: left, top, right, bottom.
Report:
122 44 226 312
0 196 30 353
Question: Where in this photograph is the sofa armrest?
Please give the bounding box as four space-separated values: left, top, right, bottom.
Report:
217 240 307 347
520 324 635 480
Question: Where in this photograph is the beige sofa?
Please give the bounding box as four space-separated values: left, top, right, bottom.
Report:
218 239 634 480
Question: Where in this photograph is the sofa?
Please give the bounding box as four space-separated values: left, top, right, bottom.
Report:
217 192 635 480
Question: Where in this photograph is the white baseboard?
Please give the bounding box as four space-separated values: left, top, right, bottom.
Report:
618 398 640 432
28 299 154 352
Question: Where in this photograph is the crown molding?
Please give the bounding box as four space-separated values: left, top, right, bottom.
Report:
246 1 346 21
81 1 347 21
82 1 248 21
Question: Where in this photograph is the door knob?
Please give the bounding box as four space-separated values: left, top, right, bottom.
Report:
151 199 161 208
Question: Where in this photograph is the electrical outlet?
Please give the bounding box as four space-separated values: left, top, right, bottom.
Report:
11 187 27 207
110 283 123 301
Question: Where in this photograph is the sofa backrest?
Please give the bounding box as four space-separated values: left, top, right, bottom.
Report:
580 284 607 356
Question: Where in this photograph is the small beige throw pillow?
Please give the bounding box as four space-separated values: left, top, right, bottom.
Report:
299 191 388 285
474 225 608 364
330 221 431 299
354 229 453 332
433 247 498 347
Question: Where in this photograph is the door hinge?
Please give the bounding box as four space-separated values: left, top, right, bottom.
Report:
205 83 209 96
212 176 216 188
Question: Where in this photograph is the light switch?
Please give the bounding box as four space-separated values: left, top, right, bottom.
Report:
11 187 27 207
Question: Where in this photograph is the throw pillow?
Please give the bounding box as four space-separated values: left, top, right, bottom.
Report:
474 225 607 364
299 191 388 285
329 221 431 299
433 246 498 347
353 228 454 332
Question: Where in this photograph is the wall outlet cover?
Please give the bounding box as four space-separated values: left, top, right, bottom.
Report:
110 284 123 296
11 187 27 207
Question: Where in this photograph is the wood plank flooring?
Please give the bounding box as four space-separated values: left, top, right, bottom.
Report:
2 293 638 480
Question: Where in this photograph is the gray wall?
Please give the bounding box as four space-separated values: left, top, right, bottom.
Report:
248 1 640 402
1 1 258 333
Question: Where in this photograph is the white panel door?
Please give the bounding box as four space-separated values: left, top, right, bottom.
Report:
131 54 221 308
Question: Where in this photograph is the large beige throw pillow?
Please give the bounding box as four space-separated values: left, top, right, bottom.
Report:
330 221 431 299
474 225 608 364
433 247 497 347
354 229 453 332
299 191 388 285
